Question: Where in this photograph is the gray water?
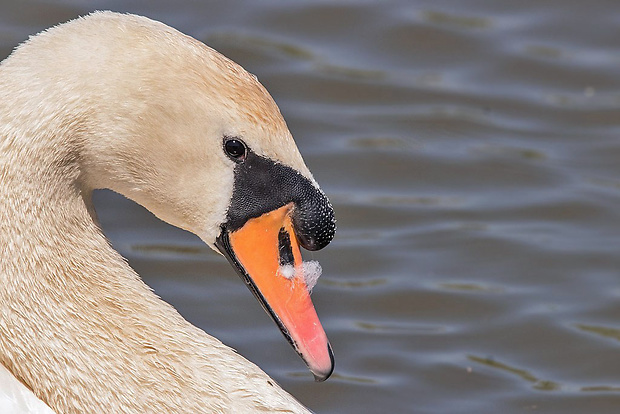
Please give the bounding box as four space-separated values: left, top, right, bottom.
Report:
3 1 620 413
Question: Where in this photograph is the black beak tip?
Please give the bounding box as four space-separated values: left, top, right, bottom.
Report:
310 343 335 382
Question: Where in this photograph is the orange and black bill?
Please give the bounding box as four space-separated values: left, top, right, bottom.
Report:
216 147 336 380
216 204 334 381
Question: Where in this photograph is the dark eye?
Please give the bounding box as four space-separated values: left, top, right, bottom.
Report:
224 138 247 161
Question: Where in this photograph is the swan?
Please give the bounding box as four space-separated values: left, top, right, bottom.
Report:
0 11 336 413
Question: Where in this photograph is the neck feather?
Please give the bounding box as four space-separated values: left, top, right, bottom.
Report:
0 117 308 413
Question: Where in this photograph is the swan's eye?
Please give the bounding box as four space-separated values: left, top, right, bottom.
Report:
224 138 247 161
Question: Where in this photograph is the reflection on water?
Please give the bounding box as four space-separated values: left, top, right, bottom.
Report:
576 324 620 342
132 244 208 257
439 282 504 293
4 1 620 413
421 10 493 29
468 355 561 391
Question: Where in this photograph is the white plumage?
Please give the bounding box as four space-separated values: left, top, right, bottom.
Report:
0 12 329 413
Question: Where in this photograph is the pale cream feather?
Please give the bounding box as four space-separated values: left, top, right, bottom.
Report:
0 11 315 413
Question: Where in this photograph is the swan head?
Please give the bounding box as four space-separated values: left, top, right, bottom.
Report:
9 12 336 380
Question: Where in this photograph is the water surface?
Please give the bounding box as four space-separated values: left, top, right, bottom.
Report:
2 1 620 413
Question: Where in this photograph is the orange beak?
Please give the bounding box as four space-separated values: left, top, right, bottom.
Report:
215 204 334 381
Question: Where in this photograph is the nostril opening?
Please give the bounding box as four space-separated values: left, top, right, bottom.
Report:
278 227 295 266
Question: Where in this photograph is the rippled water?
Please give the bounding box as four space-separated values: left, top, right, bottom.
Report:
3 1 620 413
